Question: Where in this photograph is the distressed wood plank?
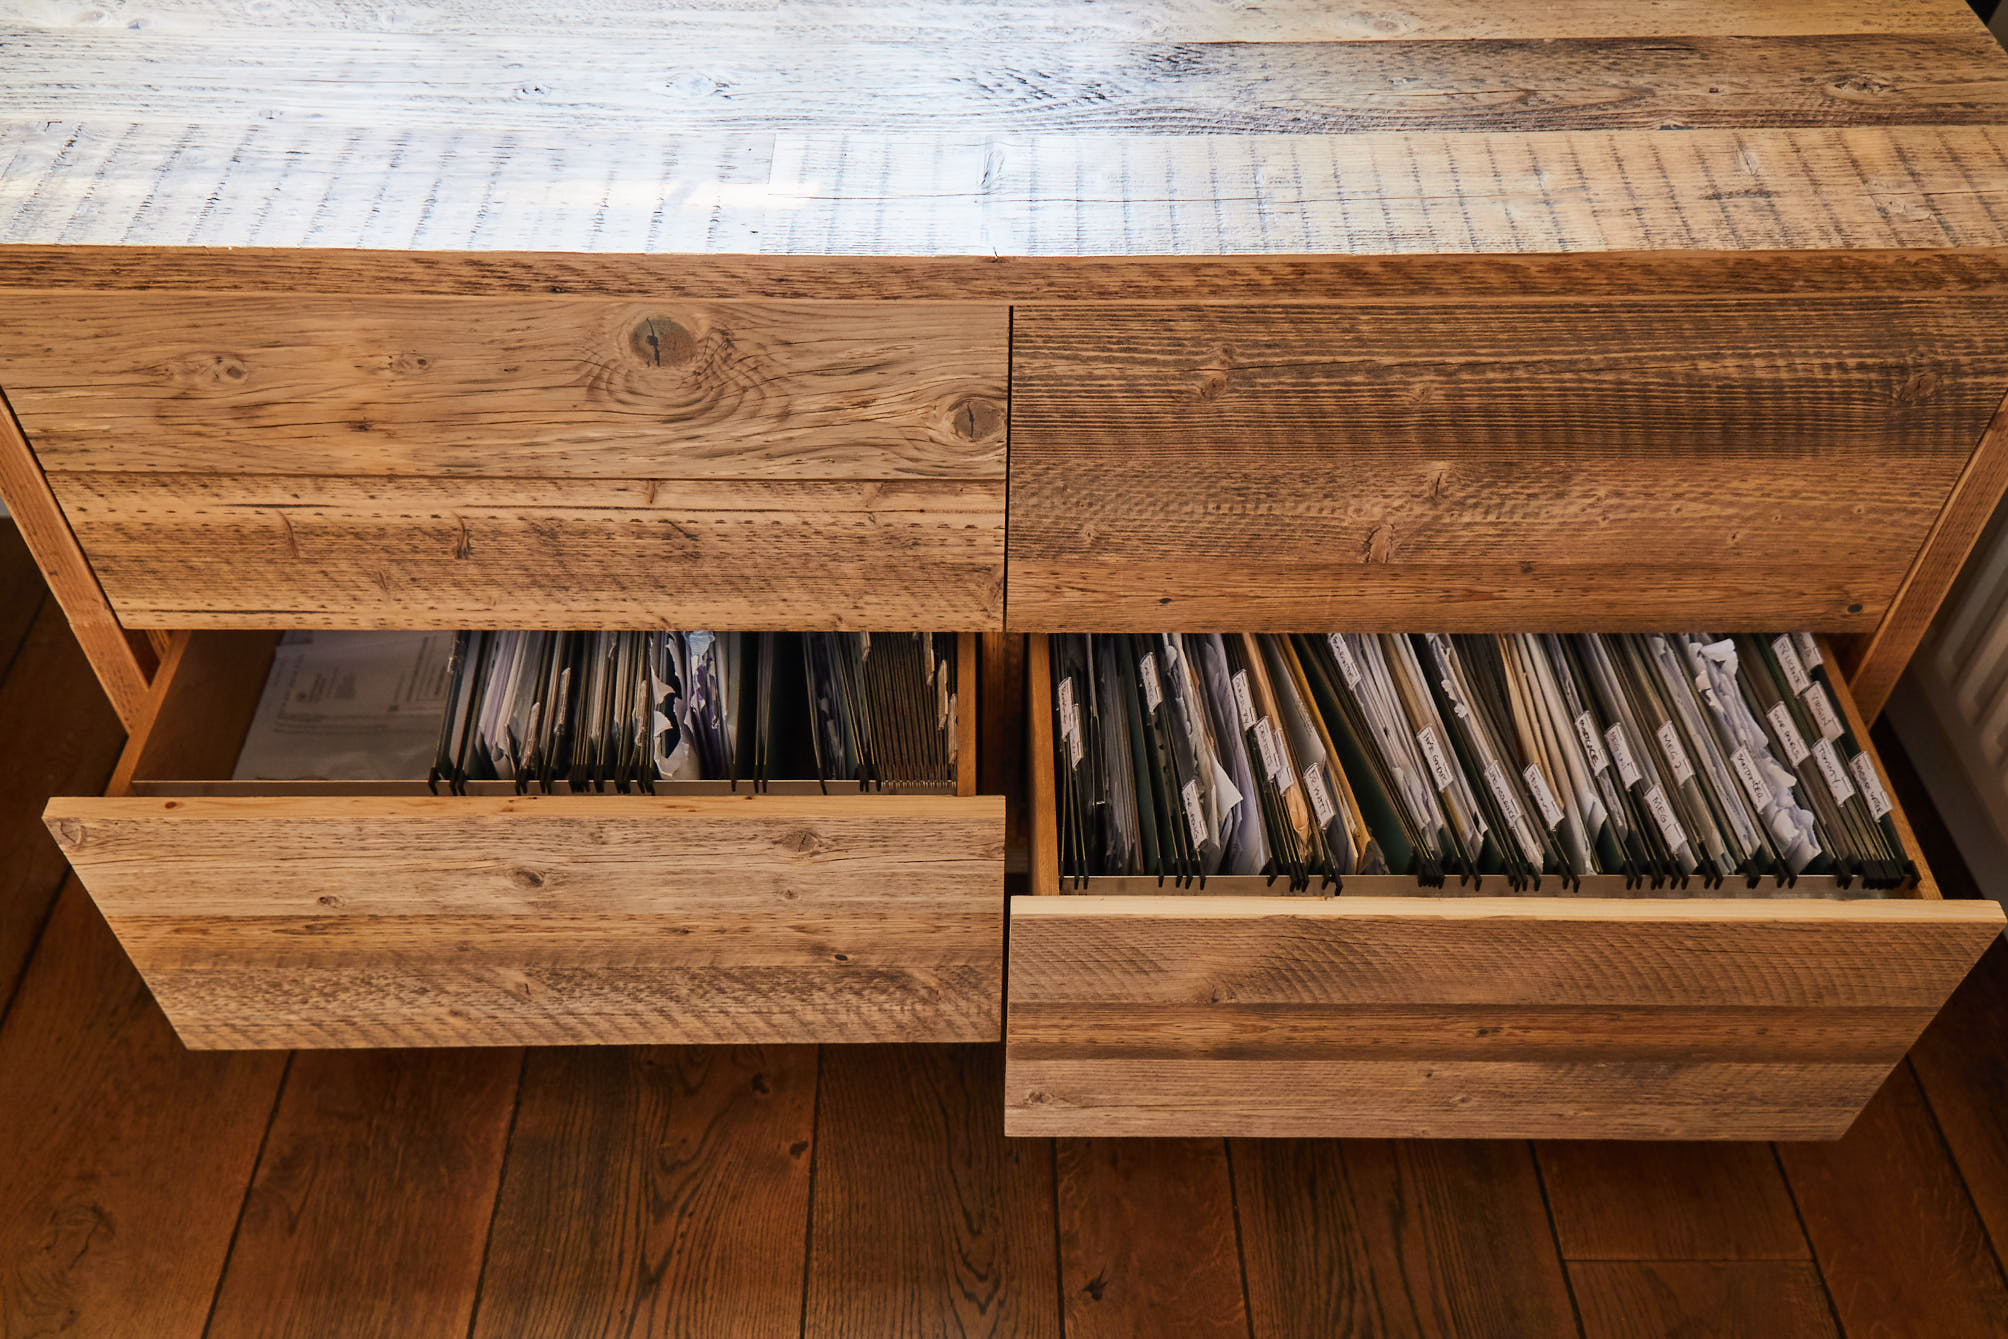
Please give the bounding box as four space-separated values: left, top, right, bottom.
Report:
1008 299 2008 631
1571 1262 1839 1339
10 0 1991 41
50 474 1006 631
8 246 2008 303
6 123 2008 257
46 794 1006 1048
1536 1141 1811 1260
1055 1139 1247 1338
207 1048 521 1339
1233 1139 1577 1338
807 1044 1059 1339
1778 1064 2008 1338
0 882 285 1337
1 296 1006 479
472 1046 814 1339
13 33 2008 136
1004 895 2001 1139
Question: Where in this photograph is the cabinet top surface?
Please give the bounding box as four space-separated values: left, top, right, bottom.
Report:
4 0 2008 263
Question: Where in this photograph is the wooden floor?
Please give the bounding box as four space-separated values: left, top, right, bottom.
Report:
3 527 2008 1338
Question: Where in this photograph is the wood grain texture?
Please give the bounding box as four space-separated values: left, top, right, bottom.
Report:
1850 386 2008 719
4 122 2007 258
46 794 1006 1047
0 882 285 1337
473 1046 814 1339
1536 1141 1811 1260
1232 1138 1577 1338
1912 937 2008 1273
1570 1261 1840 1339
0 389 150 726
1055 1139 1248 1339
2 295 1005 479
7 0 1992 42
1008 299 2008 631
206 1048 521 1339
1778 1064 2008 1338
0 599 125 1008
806 1044 1058 1339
52 473 1006 630
9 246 2008 303
14 31 2008 135
1003 895 2002 1139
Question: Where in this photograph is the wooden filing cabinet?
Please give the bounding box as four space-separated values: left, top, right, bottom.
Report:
5 0 2008 1137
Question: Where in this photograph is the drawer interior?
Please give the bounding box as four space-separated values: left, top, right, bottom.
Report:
1006 633 2005 1139
46 630 1006 1049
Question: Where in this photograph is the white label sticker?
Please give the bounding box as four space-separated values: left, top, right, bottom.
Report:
1805 683 1844 742
1255 718 1293 789
1730 746 1773 810
1813 738 1856 806
1180 778 1206 845
1417 725 1455 792
1327 634 1362 689
1524 764 1565 829
1792 632 1823 670
1139 653 1162 712
1057 675 1075 724
1482 759 1525 829
1066 724 1083 768
1656 721 1695 786
1231 670 1256 731
1575 711 1609 773
1644 784 1688 850
1605 724 1643 788
1773 635 1811 695
1850 752 1892 819
1303 765 1337 827
1767 702 1811 766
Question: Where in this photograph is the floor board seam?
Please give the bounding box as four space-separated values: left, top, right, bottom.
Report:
1768 1142 1851 1339
462 1046 530 1339
201 1050 296 1339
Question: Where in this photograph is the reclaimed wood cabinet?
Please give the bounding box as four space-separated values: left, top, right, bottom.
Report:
5 0 2008 1136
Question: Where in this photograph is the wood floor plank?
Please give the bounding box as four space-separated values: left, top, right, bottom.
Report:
0 523 45 674
1910 937 2008 1278
0 598 125 1009
1232 1139 1575 1339
472 1046 814 1339
806 1044 1058 1339
1536 1141 1810 1260
205 1048 520 1339
1778 1064 2008 1338
1055 1139 1247 1339
1570 1261 1837 1339
0 883 286 1338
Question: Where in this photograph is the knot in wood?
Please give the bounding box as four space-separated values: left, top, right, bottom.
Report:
630 316 697 368
950 396 1003 442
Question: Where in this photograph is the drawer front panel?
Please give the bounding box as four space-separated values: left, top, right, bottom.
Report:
1005 895 2002 1139
3 295 1008 628
45 794 1007 1048
1008 298 2008 630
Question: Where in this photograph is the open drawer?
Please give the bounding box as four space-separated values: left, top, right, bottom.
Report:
44 631 1006 1049
1005 635 2004 1140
